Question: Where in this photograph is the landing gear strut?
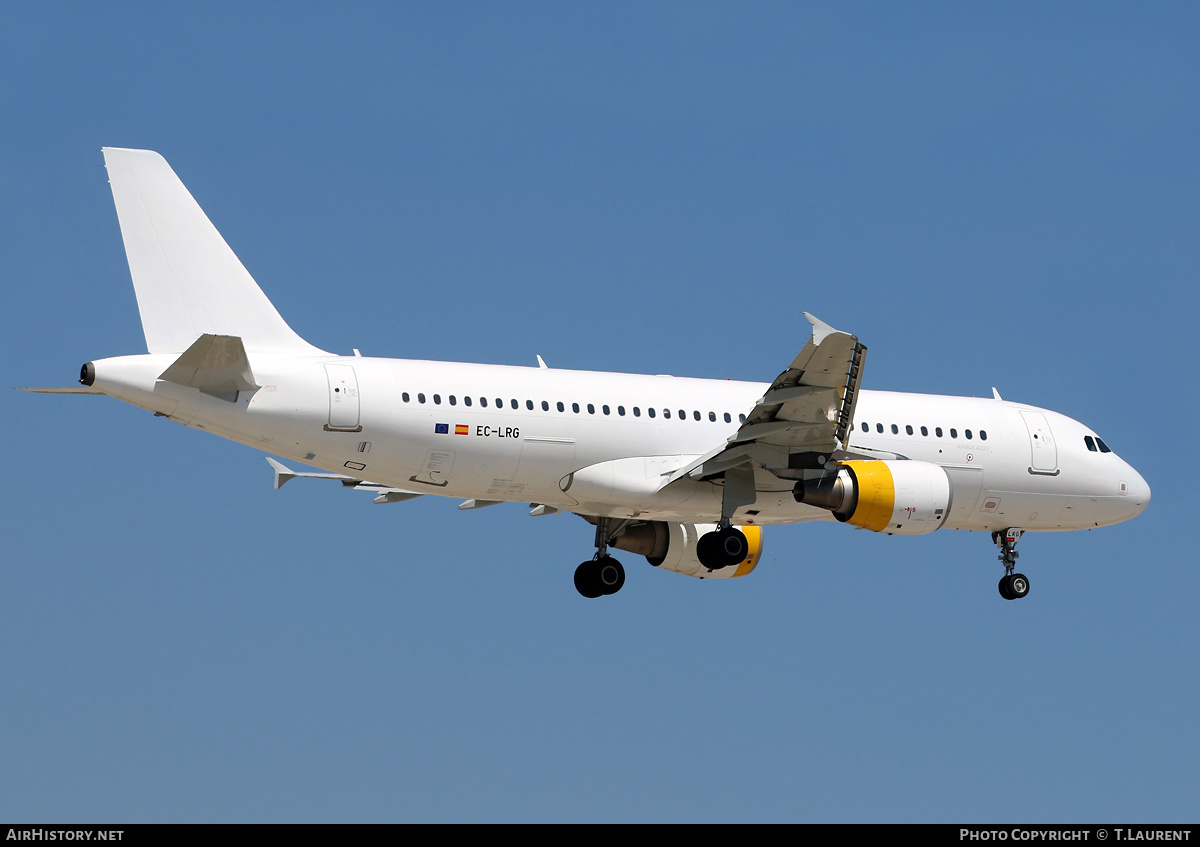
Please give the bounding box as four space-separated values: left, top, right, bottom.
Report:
696 463 755 571
574 517 627 599
993 527 1030 600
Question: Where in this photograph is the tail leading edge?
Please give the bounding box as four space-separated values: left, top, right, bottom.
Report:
102 147 327 356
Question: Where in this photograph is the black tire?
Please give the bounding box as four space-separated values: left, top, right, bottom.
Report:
696 531 719 569
596 556 625 595
998 575 1015 600
574 561 602 599
716 527 749 565
697 527 749 569
1008 573 1030 599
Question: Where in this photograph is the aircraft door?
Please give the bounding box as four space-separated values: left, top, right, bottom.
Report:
324 364 362 431
1020 410 1057 473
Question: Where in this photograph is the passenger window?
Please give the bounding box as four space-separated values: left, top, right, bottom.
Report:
980 430 987 441
525 400 532 410
861 422 868 433
965 429 972 440
935 427 942 437
724 413 732 423
905 425 913 435
433 394 441 405
950 428 957 439
572 402 580 413
664 409 672 419
633 407 641 417
739 414 746 423
418 393 426 404
1085 436 1097 452
709 411 716 422
465 396 473 407
920 426 928 436
876 423 884 433
679 409 686 420
648 408 656 418
603 405 610 415
1096 437 1112 453
402 392 410 403
556 401 564 412
587 404 595 414
890 424 898 435
450 395 458 406
542 401 550 411
618 406 625 416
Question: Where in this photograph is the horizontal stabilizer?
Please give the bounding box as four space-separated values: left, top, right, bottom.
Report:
18 386 105 395
159 334 259 399
266 458 423 503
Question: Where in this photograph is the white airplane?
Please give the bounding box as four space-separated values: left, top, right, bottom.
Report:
28 148 1151 600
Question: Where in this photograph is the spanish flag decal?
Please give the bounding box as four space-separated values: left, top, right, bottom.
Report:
455 424 470 435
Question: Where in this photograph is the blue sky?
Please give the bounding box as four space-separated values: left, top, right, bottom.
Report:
1 3 1196 822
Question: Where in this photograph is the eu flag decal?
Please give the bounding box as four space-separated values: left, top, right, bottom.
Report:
434 423 449 434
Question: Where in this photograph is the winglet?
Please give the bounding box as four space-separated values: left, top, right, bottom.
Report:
992 387 1003 401
536 355 549 369
803 312 841 346
266 457 297 489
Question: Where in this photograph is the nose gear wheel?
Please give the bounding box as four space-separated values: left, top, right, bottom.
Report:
993 528 1030 600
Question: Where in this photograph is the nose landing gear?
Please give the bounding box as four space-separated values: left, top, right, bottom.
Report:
994 528 1030 600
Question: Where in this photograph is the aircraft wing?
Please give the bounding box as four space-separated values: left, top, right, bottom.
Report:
669 313 866 483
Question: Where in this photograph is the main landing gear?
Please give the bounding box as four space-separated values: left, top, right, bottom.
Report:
695 462 754 572
574 517 627 599
697 524 749 571
994 527 1030 600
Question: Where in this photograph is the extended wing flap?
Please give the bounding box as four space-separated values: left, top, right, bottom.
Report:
736 313 866 454
674 314 866 483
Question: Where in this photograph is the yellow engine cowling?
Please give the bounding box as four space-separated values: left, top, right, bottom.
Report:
794 460 951 535
607 521 764 579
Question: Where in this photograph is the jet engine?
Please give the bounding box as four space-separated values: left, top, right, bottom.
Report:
606 520 764 579
793 460 951 535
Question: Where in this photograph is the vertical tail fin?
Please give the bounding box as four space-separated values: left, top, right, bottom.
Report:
102 148 326 355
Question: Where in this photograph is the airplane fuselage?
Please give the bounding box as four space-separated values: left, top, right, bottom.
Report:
88 352 1150 534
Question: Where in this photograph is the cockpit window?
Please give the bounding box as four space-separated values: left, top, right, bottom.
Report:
1095 437 1112 453
1084 436 1097 452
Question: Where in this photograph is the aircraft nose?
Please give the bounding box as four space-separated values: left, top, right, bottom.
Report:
1124 467 1151 517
